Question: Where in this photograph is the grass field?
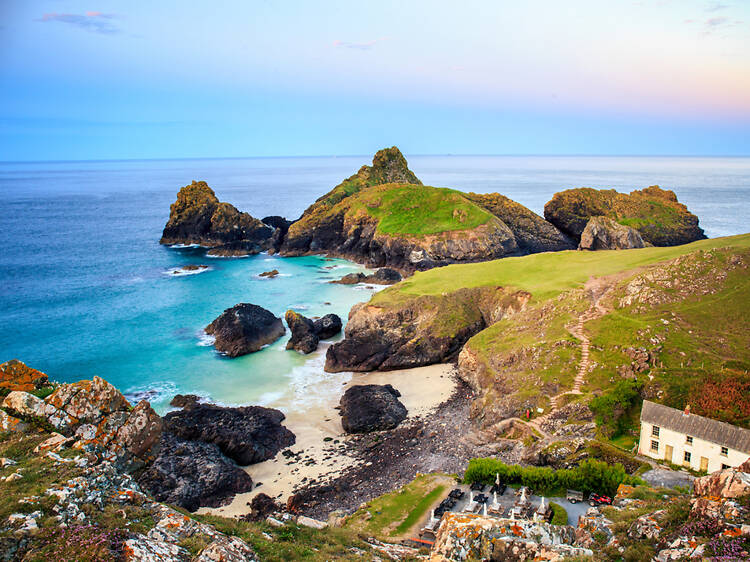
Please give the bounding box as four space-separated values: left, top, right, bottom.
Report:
375 233 750 304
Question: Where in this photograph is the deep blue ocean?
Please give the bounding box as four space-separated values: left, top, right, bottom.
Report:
1 155 748 412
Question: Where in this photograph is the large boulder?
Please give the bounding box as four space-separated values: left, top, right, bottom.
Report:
285 310 318 354
544 185 705 246
313 314 342 340
0 359 48 392
693 458 750 499
163 403 295 465
160 181 274 256
137 432 254 512
339 384 408 433
578 216 646 250
45 376 130 424
205 303 285 357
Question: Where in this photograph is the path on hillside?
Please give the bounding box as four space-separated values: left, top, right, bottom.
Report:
524 280 613 439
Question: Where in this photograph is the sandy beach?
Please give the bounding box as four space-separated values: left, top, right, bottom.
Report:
197 363 458 518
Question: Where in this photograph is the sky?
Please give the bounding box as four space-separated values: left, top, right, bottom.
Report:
0 0 749 160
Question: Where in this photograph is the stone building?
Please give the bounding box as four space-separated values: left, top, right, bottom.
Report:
638 400 750 473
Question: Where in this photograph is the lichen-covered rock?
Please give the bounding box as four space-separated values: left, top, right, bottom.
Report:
163 403 295 465
0 359 48 392
693 458 750 499
627 509 666 540
285 310 319 354
544 185 705 246
0 410 28 432
2 390 48 419
160 181 274 256
578 216 646 250
339 384 407 433
205 303 285 357
46 376 130 424
326 286 529 372
137 431 254 512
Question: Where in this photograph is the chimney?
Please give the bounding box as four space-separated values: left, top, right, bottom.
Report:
684 404 691 416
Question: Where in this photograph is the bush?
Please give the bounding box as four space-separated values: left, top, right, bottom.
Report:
549 502 567 525
463 458 642 497
590 380 642 437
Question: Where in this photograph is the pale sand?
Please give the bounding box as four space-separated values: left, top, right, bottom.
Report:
197 363 457 518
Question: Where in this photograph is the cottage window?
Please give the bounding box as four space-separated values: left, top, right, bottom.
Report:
686 435 693 445
652 425 660 437
722 464 730 469
721 446 728 457
684 451 691 463
650 440 659 452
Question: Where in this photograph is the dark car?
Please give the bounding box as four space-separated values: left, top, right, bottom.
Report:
588 493 613 506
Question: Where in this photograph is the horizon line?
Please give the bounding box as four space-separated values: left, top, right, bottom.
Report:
2 152 750 165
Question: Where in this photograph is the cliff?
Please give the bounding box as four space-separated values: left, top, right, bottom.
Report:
160 180 275 256
544 185 705 246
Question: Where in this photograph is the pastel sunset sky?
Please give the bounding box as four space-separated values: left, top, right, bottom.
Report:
1 0 748 160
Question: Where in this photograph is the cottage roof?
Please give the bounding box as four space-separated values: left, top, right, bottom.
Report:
641 400 750 454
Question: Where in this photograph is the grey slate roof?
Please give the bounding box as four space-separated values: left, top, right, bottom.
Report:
641 400 750 454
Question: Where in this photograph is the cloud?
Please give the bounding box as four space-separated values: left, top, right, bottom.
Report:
332 37 388 50
705 2 729 12
706 16 729 27
36 12 119 34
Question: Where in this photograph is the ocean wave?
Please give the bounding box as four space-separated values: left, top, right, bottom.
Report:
163 265 211 277
169 243 203 249
284 343 351 409
124 381 179 406
197 332 216 347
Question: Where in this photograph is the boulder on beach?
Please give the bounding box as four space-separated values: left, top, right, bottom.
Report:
137 431 254 512
205 303 285 357
0 359 48 392
339 384 408 434
285 311 343 354
163 403 296 466
578 216 646 250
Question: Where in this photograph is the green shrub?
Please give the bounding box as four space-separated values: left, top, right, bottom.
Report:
463 458 642 497
590 380 642 437
549 502 568 525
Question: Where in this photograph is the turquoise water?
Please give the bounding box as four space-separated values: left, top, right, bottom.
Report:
1 155 748 412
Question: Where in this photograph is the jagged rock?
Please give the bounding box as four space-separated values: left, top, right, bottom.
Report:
326 286 529 372
259 269 279 278
2 391 47 419
285 310 318 354
164 403 295 465
137 431 254 512
33 433 70 454
246 493 278 521
169 394 200 409
693 459 750 499
160 181 274 255
46 376 130 425
339 384 407 433
124 536 190 561
205 303 285 357
332 268 403 285
578 216 646 250
544 185 705 246
0 410 27 433
313 314 342 340
627 510 667 540
0 359 48 392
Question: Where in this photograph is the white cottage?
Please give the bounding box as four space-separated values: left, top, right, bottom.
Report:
638 400 750 473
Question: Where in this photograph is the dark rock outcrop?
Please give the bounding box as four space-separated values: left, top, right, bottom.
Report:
465 193 575 253
578 216 646 250
544 185 705 246
332 268 403 285
0 359 48 392
160 181 275 256
313 314 342 340
285 310 318 354
285 311 342 354
137 431 254 512
163 403 295 466
205 303 285 357
170 394 200 409
259 269 279 278
339 384 408 433
245 493 278 521
325 287 530 372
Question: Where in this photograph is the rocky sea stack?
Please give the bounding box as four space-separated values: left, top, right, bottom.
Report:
280 147 575 271
544 185 705 246
205 303 285 357
339 384 408 433
285 310 342 354
160 180 275 256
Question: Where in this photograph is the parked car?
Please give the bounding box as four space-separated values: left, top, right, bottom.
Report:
588 493 613 506
566 490 584 504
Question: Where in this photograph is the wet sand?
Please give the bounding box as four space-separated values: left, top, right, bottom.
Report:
197 363 458 518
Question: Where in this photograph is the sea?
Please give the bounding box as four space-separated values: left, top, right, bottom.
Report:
1 155 748 413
